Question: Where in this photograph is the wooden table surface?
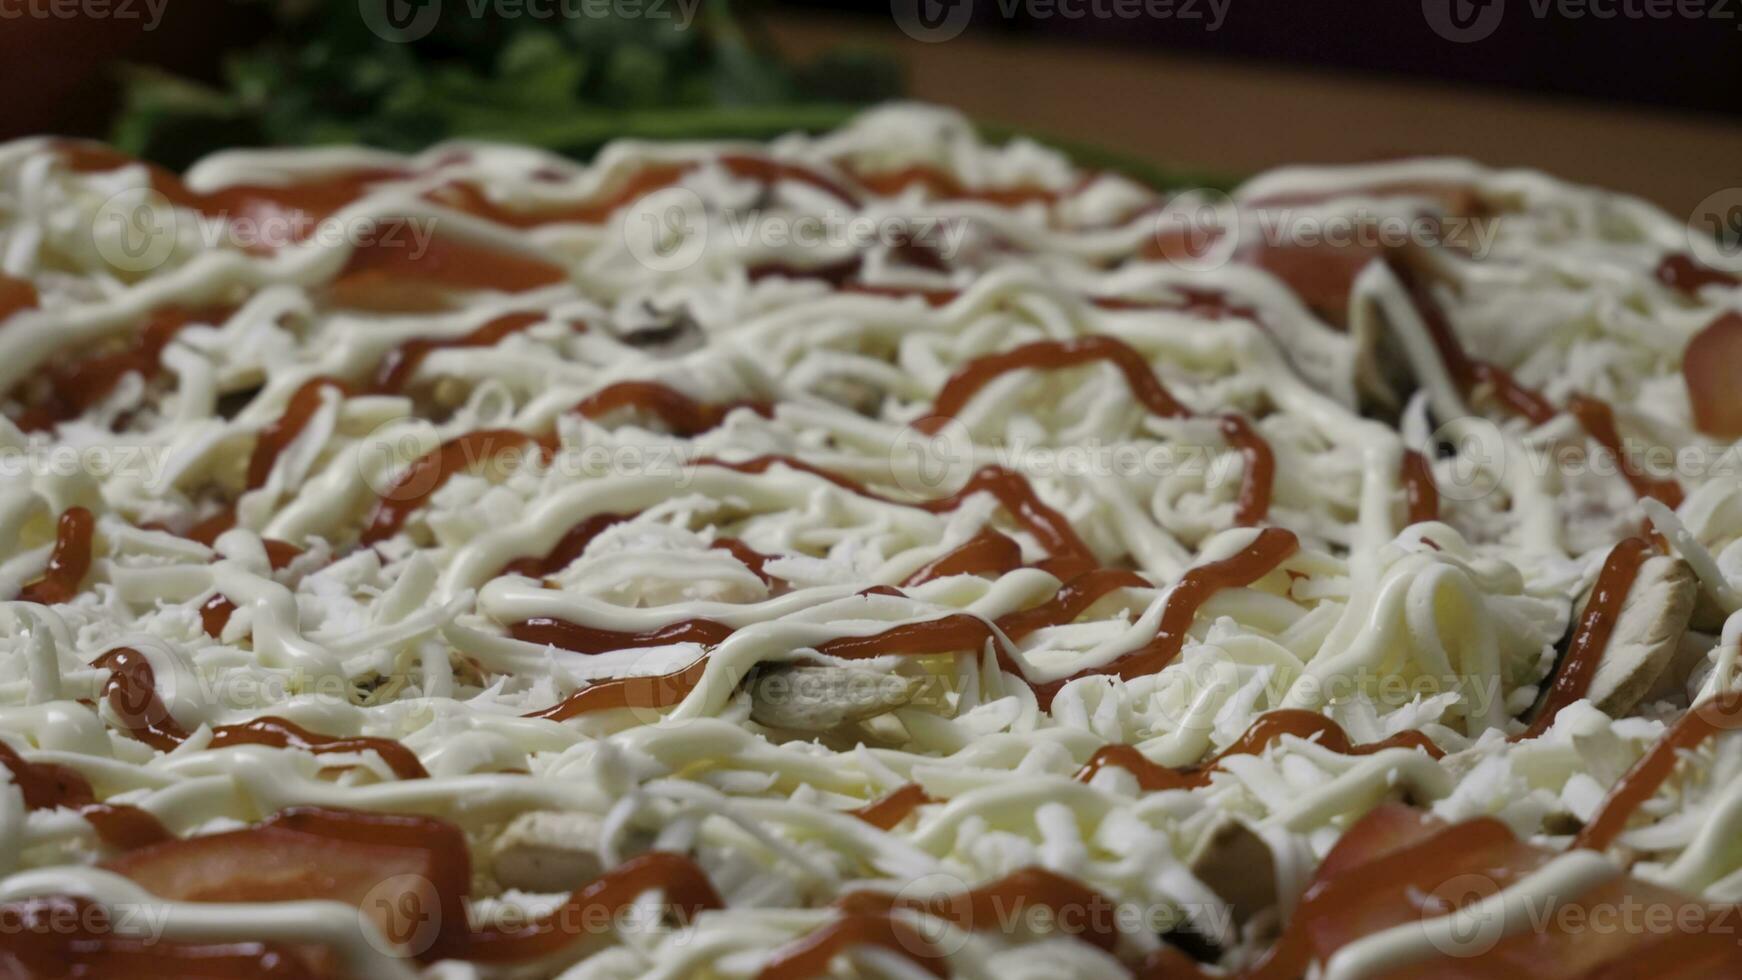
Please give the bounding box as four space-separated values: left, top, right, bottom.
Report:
771 15 1742 218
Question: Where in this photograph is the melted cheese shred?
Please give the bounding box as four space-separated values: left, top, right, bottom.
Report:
0 104 1739 978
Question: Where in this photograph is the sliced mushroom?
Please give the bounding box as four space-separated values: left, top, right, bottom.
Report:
1584 555 1697 718
747 664 923 733
611 302 704 357
1187 815 1278 929
491 811 609 893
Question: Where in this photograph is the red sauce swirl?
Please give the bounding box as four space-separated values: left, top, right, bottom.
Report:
1075 709 1444 792
13 306 228 432
0 740 171 851
247 378 353 490
18 506 94 605
901 528 1024 587
1657 253 1740 295
373 311 548 393
1399 449 1440 525
92 647 427 779
571 380 772 437
1518 537 1652 740
360 429 550 544
917 336 1276 525
1392 256 1684 506
1575 690 1742 851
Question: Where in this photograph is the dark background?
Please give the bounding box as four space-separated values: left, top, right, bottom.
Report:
779 0 1741 117
4 0 1738 143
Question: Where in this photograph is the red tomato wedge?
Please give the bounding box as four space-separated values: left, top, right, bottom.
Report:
103 807 471 958
0 274 36 325
1250 804 1742 980
1239 236 1379 326
0 896 330 979
327 236 566 313
1684 312 1742 437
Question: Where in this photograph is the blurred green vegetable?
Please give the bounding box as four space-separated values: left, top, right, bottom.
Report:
111 0 1220 194
114 0 902 168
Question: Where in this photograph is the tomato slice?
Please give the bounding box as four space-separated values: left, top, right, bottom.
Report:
1240 236 1379 326
1280 804 1742 979
104 807 470 958
0 274 36 325
0 896 328 979
1684 312 1742 437
328 235 566 313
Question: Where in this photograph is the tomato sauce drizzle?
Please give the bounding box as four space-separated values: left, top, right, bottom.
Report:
509 618 738 656
1217 415 1275 526
1075 709 1445 793
1006 527 1296 707
246 378 353 490
920 335 1190 428
1517 537 1652 741
846 709 1445 837
1399 449 1440 525
520 528 1289 718
92 647 427 779
701 457 1097 572
901 528 1024 587
995 567 1148 642
1392 255 1685 507
359 383 768 546
917 336 1276 525
1575 690 1742 851
501 512 632 579
495 510 781 591
570 380 772 437
1566 394 1685 509
198 538 306 637
1657 253 1740 295
521 657 712 722
847 783 938 830
372 311 548 394
12 306 228 432
360 429 550 544
0 739 171 851
17 506 94 604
